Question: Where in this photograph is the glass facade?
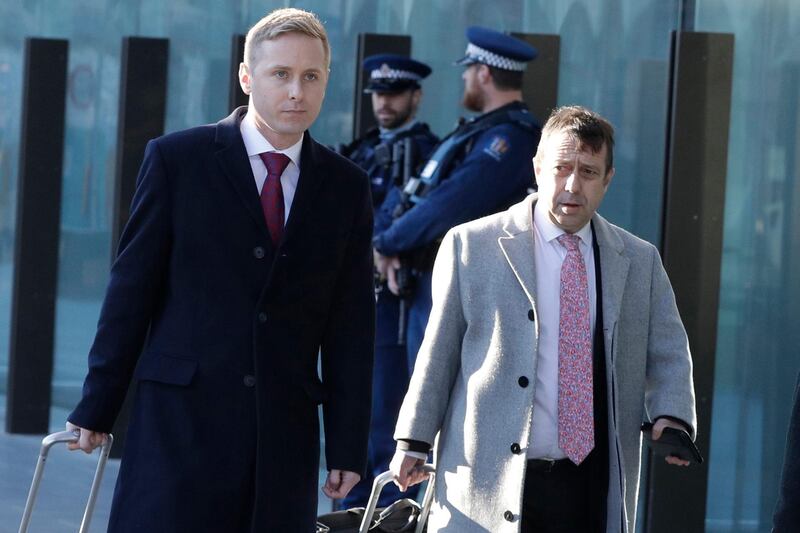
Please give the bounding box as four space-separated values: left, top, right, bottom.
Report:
695 0 800 531
0 0 681 410
0 0 798 529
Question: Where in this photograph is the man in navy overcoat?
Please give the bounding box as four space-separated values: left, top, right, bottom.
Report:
66 8 375 532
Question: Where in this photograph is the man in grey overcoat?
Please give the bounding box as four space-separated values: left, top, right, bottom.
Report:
390 106 697 532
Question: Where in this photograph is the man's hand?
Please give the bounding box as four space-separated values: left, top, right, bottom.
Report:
322 469 361 499
65 421 108 454
385 257 402 296
652 418 691 466
390 450 429 491
374 251 402 295
374 250 391 281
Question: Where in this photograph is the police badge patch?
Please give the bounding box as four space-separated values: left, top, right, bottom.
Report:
483 135 510 161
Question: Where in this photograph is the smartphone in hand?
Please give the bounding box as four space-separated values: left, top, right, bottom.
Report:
641 422 703 464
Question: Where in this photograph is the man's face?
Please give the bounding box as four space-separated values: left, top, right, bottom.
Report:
534 129 614 234
238 32 328 149
461 64 486 112
371 89 419 129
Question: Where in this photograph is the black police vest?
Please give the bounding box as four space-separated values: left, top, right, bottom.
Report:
406 105 539 205
344 123 438 208
340 128 380 171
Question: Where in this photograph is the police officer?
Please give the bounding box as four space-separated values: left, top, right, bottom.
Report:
341 54 439 508
374 27 542 373
341 54 439 209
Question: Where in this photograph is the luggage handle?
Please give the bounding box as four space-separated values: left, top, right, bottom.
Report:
359 464 435 533
18 430 114 533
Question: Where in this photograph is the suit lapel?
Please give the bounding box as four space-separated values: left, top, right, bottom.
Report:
498 196 537 305
592 213 629 336
497 197 631 337
214 107 270 242
281 134 325 246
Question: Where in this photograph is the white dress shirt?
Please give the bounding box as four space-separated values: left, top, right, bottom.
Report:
239 111 303 223
528 200 597 459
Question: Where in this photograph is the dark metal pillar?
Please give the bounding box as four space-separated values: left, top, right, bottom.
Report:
511 33 560 125
646 31 734 533
6 38 69 434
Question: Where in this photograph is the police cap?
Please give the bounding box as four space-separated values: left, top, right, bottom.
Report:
363 54 432 93
455 26 538 71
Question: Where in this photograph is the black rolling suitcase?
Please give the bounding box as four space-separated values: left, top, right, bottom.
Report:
316 464 435 533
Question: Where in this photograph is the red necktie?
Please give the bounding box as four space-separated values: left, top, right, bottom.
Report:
258 152 290 245
557 233 594 465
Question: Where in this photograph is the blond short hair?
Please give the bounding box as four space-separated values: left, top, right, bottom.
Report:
244 8 330 69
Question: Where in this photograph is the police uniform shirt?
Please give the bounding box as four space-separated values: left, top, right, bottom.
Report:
380 119 420 142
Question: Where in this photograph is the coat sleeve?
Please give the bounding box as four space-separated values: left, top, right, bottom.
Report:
643 246 698 439
373 125 534 256
68 139 173 433
320 171 376 475
374 186 402 235
394 228 466 444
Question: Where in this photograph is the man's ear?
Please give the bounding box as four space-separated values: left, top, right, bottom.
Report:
603 166 615 190
238 62 251 95
477 64 491 85
412 89 422 107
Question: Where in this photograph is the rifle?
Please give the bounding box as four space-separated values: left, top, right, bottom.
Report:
375 137 419 346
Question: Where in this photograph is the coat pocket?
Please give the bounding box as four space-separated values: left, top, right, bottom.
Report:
134 352 198 386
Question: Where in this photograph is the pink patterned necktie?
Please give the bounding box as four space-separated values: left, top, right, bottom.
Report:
259 152 290 245
556 233 594 465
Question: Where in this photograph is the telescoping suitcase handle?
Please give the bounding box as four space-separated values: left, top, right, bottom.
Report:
18 430 114 533
358 464 435 533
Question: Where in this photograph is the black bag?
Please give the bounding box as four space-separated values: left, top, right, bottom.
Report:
316 498 426 533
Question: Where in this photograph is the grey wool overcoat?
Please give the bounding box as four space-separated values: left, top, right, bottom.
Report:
394 194 697 532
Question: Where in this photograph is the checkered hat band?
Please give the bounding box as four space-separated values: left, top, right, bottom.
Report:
370 68 422 81
465 42 527 71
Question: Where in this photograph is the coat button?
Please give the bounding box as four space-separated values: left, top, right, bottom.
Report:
510 443 521 454
518 376 529 388
504 510 514 522
253 246 265 259
243 375 256 387
527 309 535 321
258 312 267 323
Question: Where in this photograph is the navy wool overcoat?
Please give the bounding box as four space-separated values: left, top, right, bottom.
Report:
69 107 376 532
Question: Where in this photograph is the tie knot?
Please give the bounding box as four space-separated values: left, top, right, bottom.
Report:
557 233 581 253
259 152 291 177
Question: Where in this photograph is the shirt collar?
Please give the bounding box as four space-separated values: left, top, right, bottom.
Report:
241 111 303 169
379 119 418 140
533 199 593 248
